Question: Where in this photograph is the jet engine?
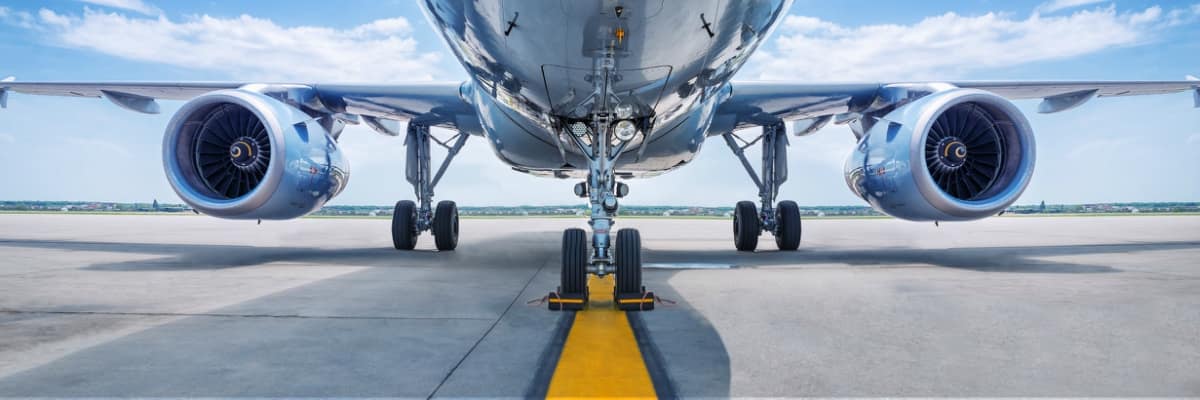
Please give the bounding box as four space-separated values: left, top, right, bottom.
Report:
844 88 1035 221
162 89 348 219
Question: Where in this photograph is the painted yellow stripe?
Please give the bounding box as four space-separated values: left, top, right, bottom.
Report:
547 275 657 399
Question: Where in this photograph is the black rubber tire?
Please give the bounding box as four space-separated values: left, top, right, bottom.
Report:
392 200 418 250
733 201 760 252
615 229 642 294
433 200 459 251
561 228 588 294
774 200 802 251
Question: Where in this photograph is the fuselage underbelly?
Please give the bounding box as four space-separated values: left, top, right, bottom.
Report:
422 0 789 177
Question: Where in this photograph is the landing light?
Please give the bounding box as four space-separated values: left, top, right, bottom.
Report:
614 120 637 141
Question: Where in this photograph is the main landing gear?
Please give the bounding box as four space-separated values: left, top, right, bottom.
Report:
392 123 468 251
724 122 802 252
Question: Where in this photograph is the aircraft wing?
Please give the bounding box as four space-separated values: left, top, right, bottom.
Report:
0 79 478 132
717 79 1200 131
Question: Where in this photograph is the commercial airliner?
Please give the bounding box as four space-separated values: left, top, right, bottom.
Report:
3 0 1197 309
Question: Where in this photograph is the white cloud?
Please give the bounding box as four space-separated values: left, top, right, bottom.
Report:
77 0 161 16
1035 0 1107 14
31 8 443 82
0 6 37 29
38 9 71 28
749 5 1196 81
0 133 15 144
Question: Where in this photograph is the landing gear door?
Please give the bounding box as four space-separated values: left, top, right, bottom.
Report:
541 64 673 120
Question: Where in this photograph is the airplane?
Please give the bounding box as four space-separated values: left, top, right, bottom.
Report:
2 0 1198 310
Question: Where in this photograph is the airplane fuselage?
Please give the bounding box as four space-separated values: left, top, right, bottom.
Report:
422 0 790 177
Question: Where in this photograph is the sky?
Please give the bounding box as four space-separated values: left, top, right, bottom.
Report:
0 0 1197 207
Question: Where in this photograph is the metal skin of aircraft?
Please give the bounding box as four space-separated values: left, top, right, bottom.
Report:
2 0 1198 309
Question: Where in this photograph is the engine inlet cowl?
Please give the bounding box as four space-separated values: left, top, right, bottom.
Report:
845 88 1036 221
162 89 348 220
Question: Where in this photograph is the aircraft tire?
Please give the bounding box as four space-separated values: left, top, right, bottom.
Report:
615 228 642 295
775 200 802 251
561 228 588 294
734 201 760 252
433 200 459 251
392 200 418 250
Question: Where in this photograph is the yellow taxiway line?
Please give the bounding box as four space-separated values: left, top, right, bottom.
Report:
546 275 657 399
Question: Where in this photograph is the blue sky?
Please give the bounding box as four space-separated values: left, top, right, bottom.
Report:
0 0 1197 207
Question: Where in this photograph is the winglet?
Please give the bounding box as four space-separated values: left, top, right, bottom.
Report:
0 76 11 109
1191 75 1200 108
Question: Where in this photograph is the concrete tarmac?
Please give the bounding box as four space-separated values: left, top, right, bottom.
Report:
0 213 1197 397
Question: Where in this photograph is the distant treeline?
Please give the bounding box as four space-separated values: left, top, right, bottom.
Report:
2 200 1198 217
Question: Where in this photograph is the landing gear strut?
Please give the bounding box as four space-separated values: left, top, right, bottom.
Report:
548 117 653 311
723 122 802 251
545 43 654 311
392 123 468 251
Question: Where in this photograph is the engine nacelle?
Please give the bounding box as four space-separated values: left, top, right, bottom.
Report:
844 88 1036 221
162 89 348 219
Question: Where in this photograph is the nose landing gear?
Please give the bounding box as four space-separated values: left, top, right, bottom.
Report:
550 227 653 312
546 113 653 310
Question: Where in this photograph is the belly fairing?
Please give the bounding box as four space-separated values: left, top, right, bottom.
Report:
423 0 790 176
473 85 721 177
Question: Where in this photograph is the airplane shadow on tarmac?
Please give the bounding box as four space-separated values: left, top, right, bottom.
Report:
0 232 735 397
1 237 1195 274
0 235 549 271
644 241 1200 274
1 235 1198 396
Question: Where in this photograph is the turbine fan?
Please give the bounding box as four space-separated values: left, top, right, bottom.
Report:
192 104 271 199
924 102 1005 201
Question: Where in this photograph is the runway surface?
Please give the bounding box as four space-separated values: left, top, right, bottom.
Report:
0 213 1197 397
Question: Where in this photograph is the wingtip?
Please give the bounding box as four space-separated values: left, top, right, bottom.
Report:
0 76 11 108
0 79 7 108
